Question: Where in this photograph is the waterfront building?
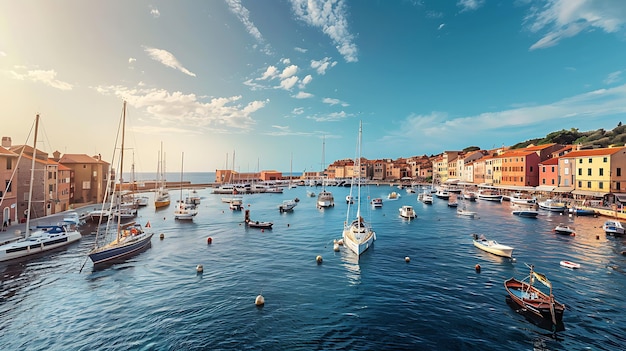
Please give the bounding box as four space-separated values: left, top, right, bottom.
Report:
58 153 109 205
9 147 47 221
565 146 626 199
371 159 387 181
0 141 19 226
498 149 539 187
537 157 559 192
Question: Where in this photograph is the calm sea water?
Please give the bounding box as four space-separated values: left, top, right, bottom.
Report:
1 180 626 350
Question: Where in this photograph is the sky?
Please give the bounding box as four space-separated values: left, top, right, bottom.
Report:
2 0 626 173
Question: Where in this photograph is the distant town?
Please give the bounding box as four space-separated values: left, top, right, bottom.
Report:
1 133 625 227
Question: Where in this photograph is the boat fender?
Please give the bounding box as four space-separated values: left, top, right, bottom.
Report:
123 230 129 237
131 228 138 235
475 264 481 273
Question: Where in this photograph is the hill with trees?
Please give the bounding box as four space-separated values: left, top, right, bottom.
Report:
510 122 625 149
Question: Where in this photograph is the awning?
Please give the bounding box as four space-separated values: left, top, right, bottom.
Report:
571 190 609 197
554 187 574 193
495 185 536 191
535 186 555 192
444 178 460 184
614 193 626 202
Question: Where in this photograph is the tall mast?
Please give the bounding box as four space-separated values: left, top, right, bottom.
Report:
179 152 184 201
25 114 40 238
321 135 326 191
116 101 127 240
356 121 362 219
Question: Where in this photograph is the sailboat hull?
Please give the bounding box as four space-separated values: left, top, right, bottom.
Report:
89 233 153 265
343 224 376 256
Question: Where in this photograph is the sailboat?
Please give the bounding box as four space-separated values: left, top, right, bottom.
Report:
288 152 297 189
88 101 153 266
317 136 334 209
342 121 376 257
174 152 198 220
154 141 170 208
0 114 82 262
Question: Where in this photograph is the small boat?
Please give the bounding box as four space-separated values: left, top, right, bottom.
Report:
346 195 354 204
306 190 316 197
188 189 201 205
418 191 433 204
317 190 335 208
405 187 416 194
554 224 575 235
602 220 625 235
88 209 110 222
560 260 580 269
457 206 476 218
472 233 514 258
370 198 383 208
510 192 537 206
278 199 297 212
538 199 567 212
447 194 458 207
462 191 476 201
504 264 565 332
399 205 417 219
173 153 199 220
387 191 400 200
477 189 502 202
434 189 450 199
512 208 539 218
244 210 272 229
229 198 243 211
568 207 596 216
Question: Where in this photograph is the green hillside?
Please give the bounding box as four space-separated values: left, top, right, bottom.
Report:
510 122 625 149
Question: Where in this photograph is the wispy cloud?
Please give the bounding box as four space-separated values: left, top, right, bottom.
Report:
292 107 305 115
322 97 349 107
458 0 485 12
265 125 318 137
438 23 446 30
225 0 271 54
605 70 623 85
8 66 73 90
293 91 314 99
128 57 136 64
525 0 626 50
383 83 626 147
294 47 308 53
299 74 313 89
311 57 337 75
307 110 352 122
94 84 268 133
280 76 299 90
290 0 358 63
150 7 160 18
143 46 196 77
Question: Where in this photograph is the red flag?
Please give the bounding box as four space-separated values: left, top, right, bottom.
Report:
146 221 151 228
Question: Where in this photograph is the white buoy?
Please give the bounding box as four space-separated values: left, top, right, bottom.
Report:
405 256 410 263
333 243 340 252
316 255 323 264
196 264 203 273
255 294 265 306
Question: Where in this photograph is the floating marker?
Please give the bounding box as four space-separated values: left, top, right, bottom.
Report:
475 264 481 273
333 243 340 252
405 256 410 263
255 294 265 306
207 237 213 245
316 255 323 264
159 233 165 240
196 264 203 273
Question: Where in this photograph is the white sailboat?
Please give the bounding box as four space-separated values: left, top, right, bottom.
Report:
0 114 82 262
154 142 170 208
88 101 153 266
342 121 376 257
317 136 335 208
174 152 198 220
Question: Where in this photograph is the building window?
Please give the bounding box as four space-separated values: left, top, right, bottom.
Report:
603 157 608 162
599 182 603 189
618 168 622 177
551 179 555 185
578 159 582 164
529 166 532 172
599 168 604 176
578 181 582 187
565 168 569 175
542 166 546 173
588 158 592 163
617 182 621 191
564 159 569 164
551 166 555 172
564 179 569 186
587 181 591 188
542 179 546 184
6 158 11 170
588 168 592 176
5 180 11 192
578 168 582 176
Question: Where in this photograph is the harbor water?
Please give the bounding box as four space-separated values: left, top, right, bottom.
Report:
1 183 625 350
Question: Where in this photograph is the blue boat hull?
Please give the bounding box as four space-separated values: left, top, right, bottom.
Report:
89 234 153 265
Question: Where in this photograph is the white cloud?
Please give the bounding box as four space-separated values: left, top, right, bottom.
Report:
322 97 349 106
307 110 351 122
94 84 268 132
293 91 314 99
129 57 136 64
604 70 623 85
9 66 73 90
311 57 337 75
143 46 196 77
259 65 279 80
457 0 486 12
290 0 358 62
525 0 626 50
294 47 308 53
438 23 445 30
299 74 313 88
281 58 291 65
225 0 271 54
280 76 299 90
150 7 160 18
292 107 305 115
280 64 298 79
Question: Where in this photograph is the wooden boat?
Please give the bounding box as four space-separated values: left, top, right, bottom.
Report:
244 210 272 229
504 265 565 332
554 224 575 235
560 260 580 269
472 234 513 258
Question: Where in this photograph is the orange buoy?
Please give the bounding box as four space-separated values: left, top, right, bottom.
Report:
475 264 481 272
207 237 213 244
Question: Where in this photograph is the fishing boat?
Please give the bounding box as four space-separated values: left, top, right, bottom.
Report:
434 188 450 199
504 264 565 332
88 101 153 266
278 199 297 212
0 115 82 262
538 199 567 212
554 224 575 235
343 121 376 257
602 220 625 235
173 153 198 220
399 205 416 219
510 192 537 206
472 233 514 258
457 203 476 218
560 260 580 269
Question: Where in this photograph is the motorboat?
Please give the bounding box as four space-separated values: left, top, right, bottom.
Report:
510 192 537 206
435 189 450 199
472 233 514 258
560 260 580 269
538 199 567 212
174 201 198 220
317 190 335 208
418 191 433 204
554 224 575 235
371 198 383 208
504 265 565 332
399 205 417 219
244 210 273 229
463 191 476 201
387 191 400 200
602 220 625 235
448 194 458 207
511 207 539 218
229 198 243 211
568 207 596 216
457 205 476 218
477 189 502 202
278 199 297 212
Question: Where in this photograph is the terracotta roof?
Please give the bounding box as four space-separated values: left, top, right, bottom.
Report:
562 147 626 158
0 147 18 156
59 154 109 164
539 157 559 165
525 143 556 151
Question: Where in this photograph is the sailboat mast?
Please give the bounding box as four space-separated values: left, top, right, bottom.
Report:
321 136 326 191
117 101 127 240
179 152 184 200
356 121 362 219
24 114 39 239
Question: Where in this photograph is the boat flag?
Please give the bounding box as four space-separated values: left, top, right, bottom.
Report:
146 221 151 228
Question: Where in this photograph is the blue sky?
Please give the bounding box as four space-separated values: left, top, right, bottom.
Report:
1 0 626 173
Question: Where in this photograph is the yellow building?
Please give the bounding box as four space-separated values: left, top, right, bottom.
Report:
566 146 626 197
